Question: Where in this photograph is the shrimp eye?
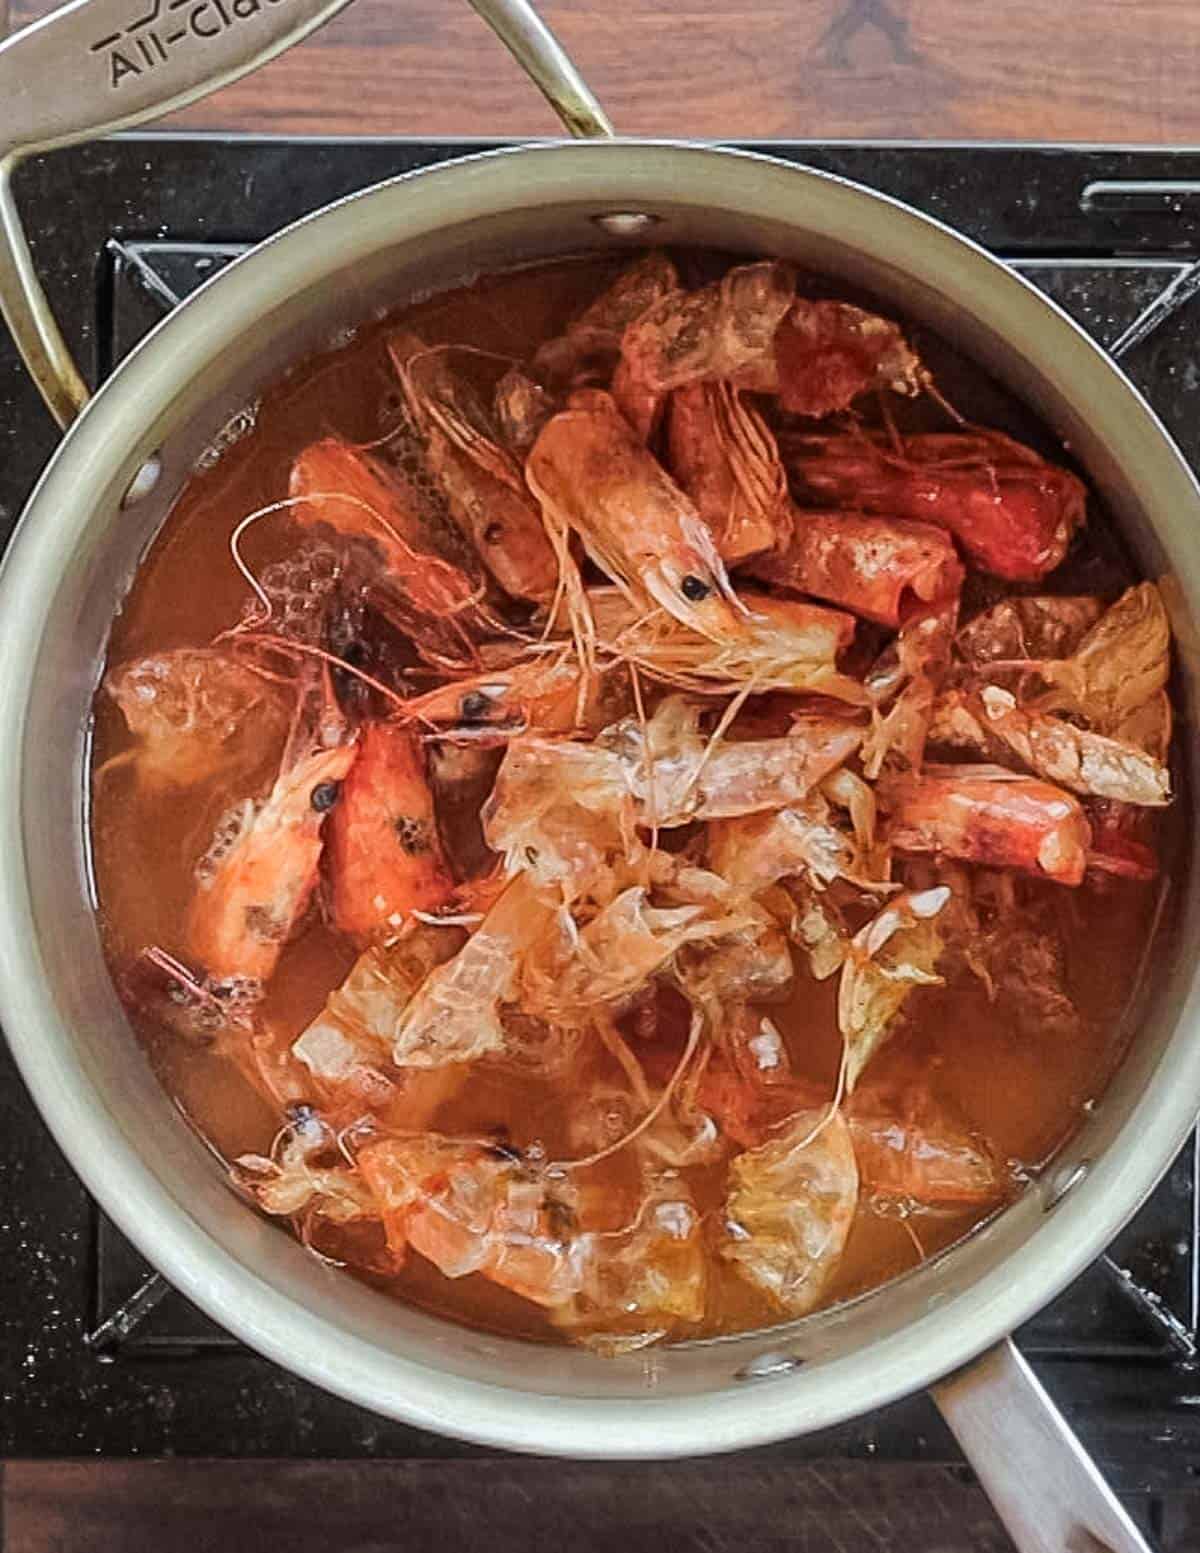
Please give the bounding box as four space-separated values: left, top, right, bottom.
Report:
393 815 429 854
681 574 711 602
460 691 492 722
310 781 341 813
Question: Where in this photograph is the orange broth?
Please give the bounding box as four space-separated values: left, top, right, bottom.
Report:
89 254 1167 1345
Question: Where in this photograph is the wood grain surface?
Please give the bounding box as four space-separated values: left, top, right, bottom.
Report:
7 1456 1195 1552
1 1458 1024 1551
6 0 1200 143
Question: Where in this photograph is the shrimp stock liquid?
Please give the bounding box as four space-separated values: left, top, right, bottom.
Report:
90 254 1166 1346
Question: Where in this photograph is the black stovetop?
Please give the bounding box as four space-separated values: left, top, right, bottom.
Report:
1 138 1198 1516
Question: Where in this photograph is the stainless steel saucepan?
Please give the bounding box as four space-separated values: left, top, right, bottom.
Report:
0 6 1195 1549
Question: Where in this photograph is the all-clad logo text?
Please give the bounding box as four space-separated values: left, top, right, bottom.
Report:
90 0 290 89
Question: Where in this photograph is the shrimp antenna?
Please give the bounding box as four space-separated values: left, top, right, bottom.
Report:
141 944 222 1012
406 342 520 372
346 421 407 453
345 402 420 454
233 634 410 714
900 1213 927 1264
628 661 658 869
227 499 295 626
550 1005 704 1172
878 396 905 459
594 1014 652 1109
524 463 598 704
675 674 762 812
335 1116 377 1168
92 747 139 786
397 347 527 492
920 369 967 427
770 1027 849 1154
298 1213 348 1268
225 487 452 629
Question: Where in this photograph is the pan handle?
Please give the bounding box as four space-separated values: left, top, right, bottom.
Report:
931 1338 1156 1553
0 0 612 428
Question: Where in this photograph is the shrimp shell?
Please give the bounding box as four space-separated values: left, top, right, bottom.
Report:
1029 582 1171 733
879 764 1091 885
526 391 749 643
957 595 1105 666
740 298 925 415
666 379 791 564
838 886 949 1092
493 366 557 454
721 1110 859 1317
187 741 356 983
103 647 288 793
749 508 964 629
589 586 866 705
533 251 681 390
488 696 864 840
388 872 554 1069
619 260 796 395
930 686 1171 807
789 428 1086 583
391 335 559 604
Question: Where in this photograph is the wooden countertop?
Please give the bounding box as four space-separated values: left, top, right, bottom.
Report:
7 0 1200 142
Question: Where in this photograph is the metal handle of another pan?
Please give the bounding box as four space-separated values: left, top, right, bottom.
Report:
0 0 612 428
932 1339 1156 1553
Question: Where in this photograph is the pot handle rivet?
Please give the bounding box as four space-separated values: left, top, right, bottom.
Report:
121 455 163 510
1043 1159 1090 1211
592 212 662 237
736 1349 805 1381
